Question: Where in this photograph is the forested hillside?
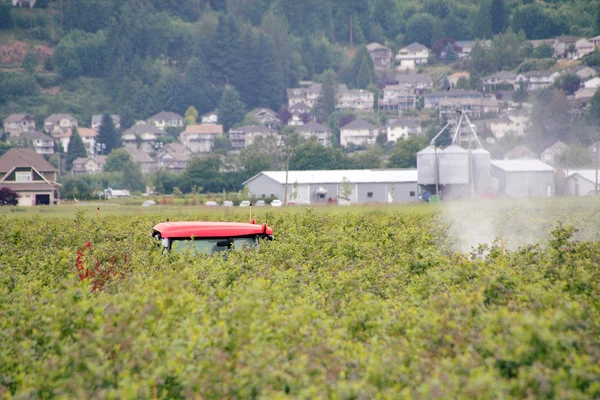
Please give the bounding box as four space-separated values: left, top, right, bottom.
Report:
1 0 599 125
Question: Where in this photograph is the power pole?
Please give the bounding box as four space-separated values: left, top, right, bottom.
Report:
283 146 291 206
349 15 353 46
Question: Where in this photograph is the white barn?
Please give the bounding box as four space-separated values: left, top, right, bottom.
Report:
566 170 599 196
243 169 419 204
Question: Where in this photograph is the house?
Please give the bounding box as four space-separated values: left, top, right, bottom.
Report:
491 159 555 197
574 87 596 104
553 36 580 58
121 122 167 154
590 35 600 49
448 72 470 88
54 131 71 153
395 72 434 95
124 147 158 174
44 114 78 136
563 65 597 81
575 38 594 58
386 118 422 142
584 77 600 89
11 0 36 7
504 145 538 160
541 141 569 165
13 130 54 155
0 148 58 206
296 121 331 147
3 114 36 137
155 143 189 171
530 39 554 49
454 40 492 58
396 43 430 70
148 111 184 130
566 170 599 196
229 125 279 150
375 69 400 86
243 169 419 204
288 102 313 126
287 82 323 108
78 128 98 157
250 108 281 129
179 124 223 154
71 156 107 175
201 112 218 124
483 114 527 139
336 88 374 112
482 71 518 91
91 114 120 131
515 71 560 91
367 43 393 68
340 119 378 147
425 89 483 109
438 97 500 119
379 86 416 111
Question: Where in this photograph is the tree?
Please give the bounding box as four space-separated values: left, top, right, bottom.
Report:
340 177 353 202
66 128 88 171
556 73 581 95
556 145 594 169
182 154 224 193
443 43 457 64
98 113 120 153
404 13 437 48
589 88 600 125
0 187 18 206
0 1 13 30
532 43 554 59
321 69 337 119
104 148 131 172
511 4 563 39
490 0 507 34
122 161 145 192
530 88 572 146
185 106 199 125
387 137 428 168
513 82 528 104
349 46 376 89
218 88 246 132
290 141 350 170
356 56 373 89
184 57 217 115
22 52 38 74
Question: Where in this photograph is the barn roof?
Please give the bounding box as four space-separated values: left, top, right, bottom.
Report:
244 169 418 185
491 159 555 172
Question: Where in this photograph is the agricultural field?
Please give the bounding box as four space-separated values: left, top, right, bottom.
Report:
1 198 600 398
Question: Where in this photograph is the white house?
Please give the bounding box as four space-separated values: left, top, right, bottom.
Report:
540 141 569 165
575 38 594 58
121 122 167 154
584 77 600 89
250 108 281 129
179 124 223 154
3 114 36 137
336 88 374 112
201 112 218 124
340 119 378 147
44 114 78 136
147 111 184 130
566 170 599 196
366 42 393 68
296 121 331 147
386 118 422 142
13 130 54 155
396 43 430 70
379 86 416 111
71 156 107 175
515 71 560 91
78 128 99 157
482 71 517 91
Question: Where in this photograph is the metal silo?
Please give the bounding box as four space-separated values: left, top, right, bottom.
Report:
471 148 491 194
439 145 469 185
417 146 438 185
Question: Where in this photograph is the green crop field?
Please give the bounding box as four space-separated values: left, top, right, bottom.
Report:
1 198 600 398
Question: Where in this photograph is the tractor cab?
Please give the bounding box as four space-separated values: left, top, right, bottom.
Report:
152 221 274 256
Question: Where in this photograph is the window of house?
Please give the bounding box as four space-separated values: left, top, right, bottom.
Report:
367 192 373 198
15 171 31 182
410 191 416 197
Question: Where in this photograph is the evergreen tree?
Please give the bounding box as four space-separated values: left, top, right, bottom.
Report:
218 88 246 131
350 46 375 88
490 0 507 34
356 56 373 89
0 1 13 29
444 43 458 64
98 113 120 154
184 57 217 116
244 33 285 110
321 69 337 119
66 128 88 171
474 1 493 39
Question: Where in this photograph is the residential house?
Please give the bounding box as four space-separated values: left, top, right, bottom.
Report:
448 71 470 88
229 125 280 150
336 88 374 112
44 114 78 136
340 119 378 147
396 43 430 70
367 43 393 68
148 111 184 130
438 97 500 119
13 130 54 155
563 65 597 81
425 89 483 109
590 35 600 49
11 0 36 7
566 170 599 196
250 108 281 129
553 36 580 58
3 114 36 137
379 86 416 111
121 122 166 154
541 141 569 165
454 40 492 58
0 148 58 206
485 114 527 139
584 77 600 89
91 114 120 131
78 128 98 157
515 71 560 91
482 71 518 91
71 156 107 175
124 147 158 174
530 39 554 49
395 72 434 95
288 102 312 126
155 143 189 171
287 82 323 108
375 69 399 86
386 118 422 142
296 121 331 147
574 87 596 104
201 112 218 124
575 38 594 58
504 145 538 160
179 124 223 154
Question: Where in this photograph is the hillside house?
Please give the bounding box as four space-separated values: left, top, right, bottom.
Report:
124 148 157 174
287 83 323 108
541 141 569 165
288 102 313 126
563 65 597 81
44 114 78 136
296 122 331 147
250 108 281 129
3 114 36 137
229 125 279 150
575 38 594 58
584 77 600 89
454 40 492 58
438 97 500 119
590 35 600 48
201 112 218 124
11 0 36 7
476 115 527 140
367 43 393 68
448 72 470 88
482 71 518 91
574 87 596 104
121 122 166 154
336 88 374 112
78 128 98 157
0 148 58 206
396 43 430 70
386 118 422 142
504 145 538 160
515 71 560 91
553 36 580 58
179 124 223 154
379 86 416 111
13 130 54 155
425 89 483 109
148 112 184 130
340 119 378 147
91 114 120 131
155 143 189 171
395 72 433 94
71 156 107 175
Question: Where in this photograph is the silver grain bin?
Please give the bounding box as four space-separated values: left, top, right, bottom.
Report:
471 148 491 194
439 145 469 185
417 146 438 185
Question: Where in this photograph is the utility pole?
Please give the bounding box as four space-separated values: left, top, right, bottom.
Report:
349 15 353 46
283 146 291 206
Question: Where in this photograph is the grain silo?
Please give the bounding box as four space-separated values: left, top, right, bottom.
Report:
471 148 491 194
417 146 438 185
439 145 469 185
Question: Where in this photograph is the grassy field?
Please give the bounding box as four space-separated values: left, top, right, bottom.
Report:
1 197 600 398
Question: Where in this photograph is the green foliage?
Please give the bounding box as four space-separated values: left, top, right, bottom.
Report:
556 73 581 95
65 128 88 171
104 148 131 172
218 88 246 132
511 4 565 39
289 140 350 170
532 43 554 59
516 58 556 74
97 113 120 154
529 88 572 147
387 136 428 168
22 51 38 73
356 56 373 89
0 0 13 29
404 13 437 48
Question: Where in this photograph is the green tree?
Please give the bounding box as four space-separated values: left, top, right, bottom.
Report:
490 0 507 34
556 73 581 95
218 88 246 132
22 52 38 74
589 88 600 125
350 46 376 88
104 148 131 172
532 43 554 58
98 113 120 153
0 1 13 29
511 4 563 39
473 1 493 39
556 145 594 169
530 88 572 146
184 57 217 116
356 56 373 89
290 141 350 170
404 13 437 48
182 154 223 193
185 106 198 125
443 43 457 64
66 128 88 171
122 161 145 192
387 137 428 168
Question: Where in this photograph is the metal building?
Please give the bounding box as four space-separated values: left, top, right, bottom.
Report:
490 160 555 197
243 169 419 204
565 170 599 196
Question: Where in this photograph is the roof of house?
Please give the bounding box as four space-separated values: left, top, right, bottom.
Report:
484 70 517 80
366 42 389 52
574 87 596 100
340 119 377 131
0 147 57 173
491 159 554 172
78 128 98 137
123 123 164 135
72 155 107 167
0 182 57 191
157 143 189 161
44 114 77 125
520 70 557 78
555 35 580 44
183 124 224 135
4 113 34 123
566 170 599 183
230 125 277 134
543 140 569 154
454 40 475 47
401 42 429 52
147 111 184 122
125 148 156 164
296 121 329 133
18 130 52 142
503 145 538 160
244 169 418 186
428 89 483 99
251 108 277 116
388 117 419 129
289 102 312 112
395 73 433 84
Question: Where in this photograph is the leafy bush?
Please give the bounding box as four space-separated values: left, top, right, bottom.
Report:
0 187 18 205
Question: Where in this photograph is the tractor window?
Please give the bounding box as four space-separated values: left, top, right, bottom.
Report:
170 237 258 255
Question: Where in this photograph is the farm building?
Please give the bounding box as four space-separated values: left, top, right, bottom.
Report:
243 169 419 204
490 160 555 197
565 170 599 196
